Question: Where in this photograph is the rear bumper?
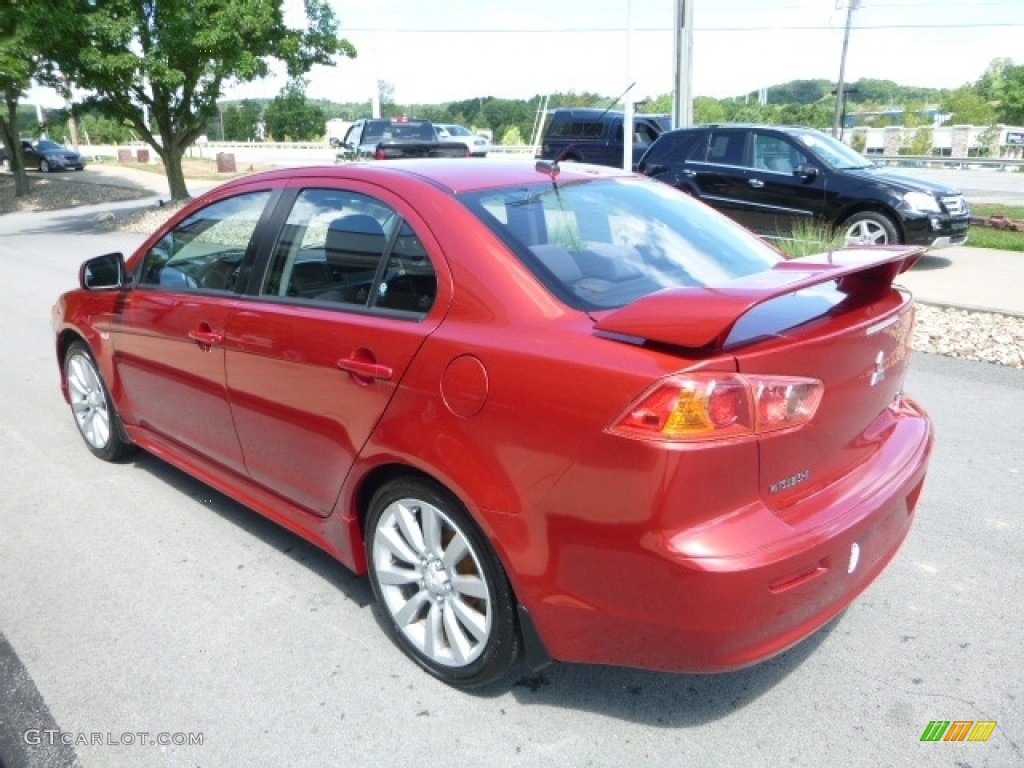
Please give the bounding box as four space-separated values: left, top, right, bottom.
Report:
523 397 933 673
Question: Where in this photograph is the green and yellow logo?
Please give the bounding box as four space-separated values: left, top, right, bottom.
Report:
921 720 997 742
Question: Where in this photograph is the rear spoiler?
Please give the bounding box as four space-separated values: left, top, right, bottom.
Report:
593 245 925 351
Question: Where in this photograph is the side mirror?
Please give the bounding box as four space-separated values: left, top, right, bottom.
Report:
794 164 819 180
80 252 125 290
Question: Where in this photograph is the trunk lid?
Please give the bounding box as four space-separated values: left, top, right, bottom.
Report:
738 290 914 514
594 245 923 516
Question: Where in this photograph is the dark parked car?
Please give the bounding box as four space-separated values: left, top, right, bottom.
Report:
54 159 933 689
538 108 671 167
638 124 970 247
335 117 468 161
1 138 86 172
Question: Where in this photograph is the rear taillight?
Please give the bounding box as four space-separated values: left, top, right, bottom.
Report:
609 374 823 442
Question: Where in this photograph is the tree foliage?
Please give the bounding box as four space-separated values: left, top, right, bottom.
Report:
0 2 41 195
264 80 325 141
992 63 1024 125
28 0 354 199
222 100 263 142
940 86 996 126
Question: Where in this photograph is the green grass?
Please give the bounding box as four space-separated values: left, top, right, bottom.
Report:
773 220 845 259
968 202 1024 252
971 202 1024 220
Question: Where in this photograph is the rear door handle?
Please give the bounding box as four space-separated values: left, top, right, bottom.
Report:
749 179 765 188
188 327 224 348
338 357 393 382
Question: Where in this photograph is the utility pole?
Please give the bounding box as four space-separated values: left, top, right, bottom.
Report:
624 0 634 171
832 0 861 139
672 0 694 129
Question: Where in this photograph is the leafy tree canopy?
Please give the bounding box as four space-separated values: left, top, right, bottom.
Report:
28 0 355 199
264 79 325 141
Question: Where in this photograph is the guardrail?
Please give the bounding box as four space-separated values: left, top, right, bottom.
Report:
869 155 1024 171
75 143 1023 170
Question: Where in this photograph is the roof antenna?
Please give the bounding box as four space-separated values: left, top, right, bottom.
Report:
535 159 560 185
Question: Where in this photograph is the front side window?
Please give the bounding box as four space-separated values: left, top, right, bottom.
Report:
752 133 809 174
793 129 873 169
460 177 781 311
261 188 437 316
137 191 272 291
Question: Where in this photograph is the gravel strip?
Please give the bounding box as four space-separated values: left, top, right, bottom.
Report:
913 304 1023 368
5 173 1022 369
0 172 152 213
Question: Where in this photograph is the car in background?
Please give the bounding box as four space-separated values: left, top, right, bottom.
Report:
435 124 490 157
335 117 468 160
538 108 671 168
1 138 86 172
638 124 970 247
53 159 933 689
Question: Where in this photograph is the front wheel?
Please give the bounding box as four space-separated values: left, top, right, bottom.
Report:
842 211 899 245
365 477 520 688
64 342 134 461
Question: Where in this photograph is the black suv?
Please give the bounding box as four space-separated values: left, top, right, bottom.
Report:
638 124 970 248
539 108 671 168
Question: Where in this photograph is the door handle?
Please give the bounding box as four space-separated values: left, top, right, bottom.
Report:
749 179 765 188
188 328 224 348
338 357 393 382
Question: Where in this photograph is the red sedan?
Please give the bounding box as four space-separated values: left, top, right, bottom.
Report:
52 159 933 688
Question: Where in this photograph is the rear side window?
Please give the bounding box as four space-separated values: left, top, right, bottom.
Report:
548 118 605 139
703 130 748 166
261 189 436 317
642 131 703 167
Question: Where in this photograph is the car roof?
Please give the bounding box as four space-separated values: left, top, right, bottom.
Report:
216 158 634 195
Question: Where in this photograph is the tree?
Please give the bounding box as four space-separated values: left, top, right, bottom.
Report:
0 2 39 196
264 79 324 140
693 96 727 124
940 86 996 126
30 1 355 200
993 63 1024 124
477 98 533 144
222 100 263 141
500 125 523 146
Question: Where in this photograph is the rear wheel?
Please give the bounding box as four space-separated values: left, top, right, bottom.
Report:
40 159 51 173
365 477 519 688
64 341 134 461
842 211 899 245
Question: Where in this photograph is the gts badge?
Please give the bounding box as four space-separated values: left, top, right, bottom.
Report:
770 470 810 494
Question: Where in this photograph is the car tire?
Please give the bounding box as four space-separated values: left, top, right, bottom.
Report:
365 476 520 689
40 159 51 173
841 211 899 245
63 341 134 462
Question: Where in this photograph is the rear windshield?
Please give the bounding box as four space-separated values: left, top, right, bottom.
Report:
458 177 782 311
365 120 436 142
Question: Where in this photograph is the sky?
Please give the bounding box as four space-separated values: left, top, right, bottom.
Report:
27 0 1024 109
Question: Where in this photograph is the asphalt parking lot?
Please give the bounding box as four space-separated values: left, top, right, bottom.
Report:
0 195 1021 768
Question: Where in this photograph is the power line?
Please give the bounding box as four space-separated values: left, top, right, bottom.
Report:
340 22 1023 33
